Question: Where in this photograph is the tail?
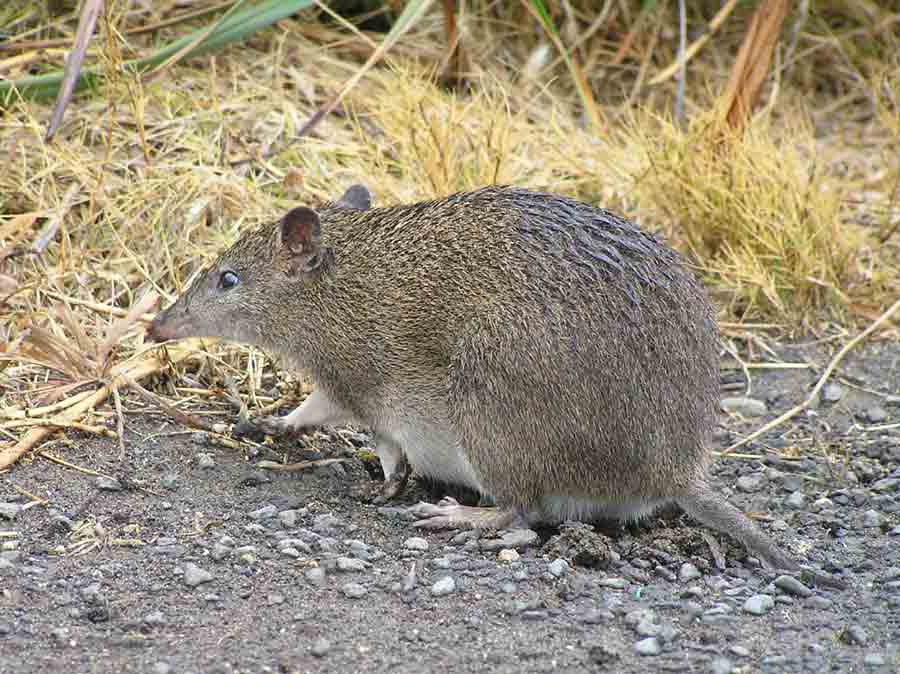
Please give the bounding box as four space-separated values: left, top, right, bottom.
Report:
677 481 798 571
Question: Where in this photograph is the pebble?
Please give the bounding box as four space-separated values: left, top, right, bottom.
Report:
634 637 662 656
497 549 519 563
403 537 429 552
305 567 326 587
279 538 312 554
0 503 21 520
548 559 569 578
625 609 656 627
310 637 331 657
682 601 703 620
720 397 767 417
249 504 277 521
480 528 539 551
865 406 888 423
581 609 613 624
710 657 734 674
743 594 774 615
431 577 456 596
160 473 179 490
279 509 300 528
864 654 885 666
862 510 882 528
196 453 216 469
313 513 342 532
807 596 833 610
235 546 257 564
872 478 899 493
599 577 627 589
152 662 172 674
729 645 750 658
336 557 368 572
679 563 701 582
774 575 812 597
785 491 807 509
341 582 367 598
0 558 15 575
736 472 767 493
96 476 123 491
810 497 834 513
822 383 844 403
655 566 677 582
210 544 231 561
182 562 213 588
842 624 868 646
144 611 165 627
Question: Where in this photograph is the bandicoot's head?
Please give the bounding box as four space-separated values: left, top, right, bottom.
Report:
146 184 371 347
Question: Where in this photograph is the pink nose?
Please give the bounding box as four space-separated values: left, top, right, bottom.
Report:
146 315 172 343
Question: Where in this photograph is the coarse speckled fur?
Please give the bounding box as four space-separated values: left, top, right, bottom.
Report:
148 185 797 571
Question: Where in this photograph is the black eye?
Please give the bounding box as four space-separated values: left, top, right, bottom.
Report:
219 271 239 290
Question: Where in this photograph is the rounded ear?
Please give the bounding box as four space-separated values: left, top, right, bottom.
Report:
336 184 371 211
280 206 323 275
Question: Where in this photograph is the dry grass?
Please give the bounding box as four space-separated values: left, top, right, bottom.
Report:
1 1 898 466
606 109 884 324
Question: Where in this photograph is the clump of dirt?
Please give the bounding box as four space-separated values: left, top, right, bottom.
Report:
542 522 615 569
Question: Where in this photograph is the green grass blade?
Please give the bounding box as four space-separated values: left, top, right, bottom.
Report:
0 0 314 104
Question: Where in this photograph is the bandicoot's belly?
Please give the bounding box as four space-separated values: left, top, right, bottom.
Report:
382 419 484 492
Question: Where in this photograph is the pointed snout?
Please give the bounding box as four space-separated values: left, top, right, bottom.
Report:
146 307 186 343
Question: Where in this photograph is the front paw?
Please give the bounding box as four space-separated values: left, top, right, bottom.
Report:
252 415 302 439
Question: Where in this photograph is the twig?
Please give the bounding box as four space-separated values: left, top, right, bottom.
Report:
32 183 82 254
46 0 103 141
674 0 687 125
721 0 790 131
111 383 126 459
40 291 157 322
125 376 215 433
256 457 349 472
649 0 740 86
10 483 48 505
725 298 900 453
36 450 105 477
1 419 117 437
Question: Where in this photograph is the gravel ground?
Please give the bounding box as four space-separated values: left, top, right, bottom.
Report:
2 340 899 674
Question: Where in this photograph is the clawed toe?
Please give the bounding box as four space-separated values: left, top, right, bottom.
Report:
406 497 474 530
253 415 298 438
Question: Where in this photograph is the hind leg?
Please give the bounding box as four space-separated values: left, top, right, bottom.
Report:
408 497 526 530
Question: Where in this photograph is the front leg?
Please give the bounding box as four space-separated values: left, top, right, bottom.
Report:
255 388 353 437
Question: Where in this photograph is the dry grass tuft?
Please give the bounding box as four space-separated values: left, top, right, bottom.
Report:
606 108 887 324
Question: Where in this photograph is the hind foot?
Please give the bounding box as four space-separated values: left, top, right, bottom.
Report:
372 455 412 504
408 497 524 531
